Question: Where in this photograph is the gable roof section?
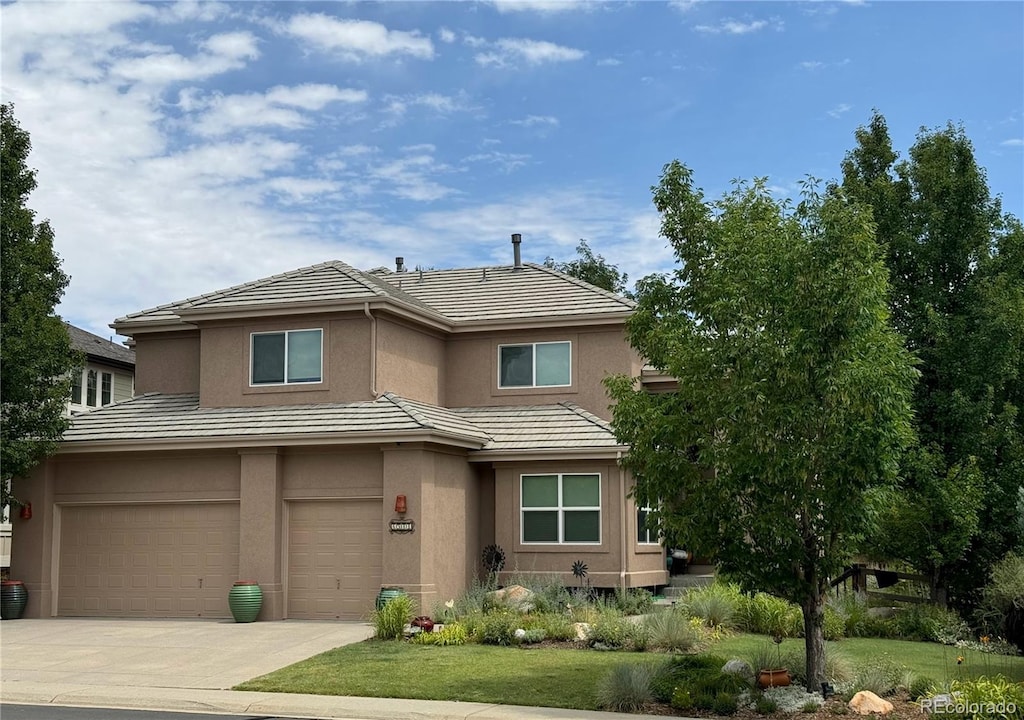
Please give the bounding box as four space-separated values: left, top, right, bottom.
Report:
66 323 135 368
377 263 635 324
113 260 633 334
58 393 622 457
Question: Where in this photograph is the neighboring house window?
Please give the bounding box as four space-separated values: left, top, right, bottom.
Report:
86 370 97 406
637 506 659 545
499 341 570 388
71 372 83 405
251 329 323 385
101 372 112 405
521 473 600 544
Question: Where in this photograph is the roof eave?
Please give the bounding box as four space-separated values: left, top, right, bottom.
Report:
450 312 632 333
468 446 627 462
172 298 453 332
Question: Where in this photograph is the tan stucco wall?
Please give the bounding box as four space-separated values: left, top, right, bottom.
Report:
492 461 667 589
198 314 372 407
375 317 445 405
445 327 638 419
133 331 200 395
428 451 479 606
281 448 383 499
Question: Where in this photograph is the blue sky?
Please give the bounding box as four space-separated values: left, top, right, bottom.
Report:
2 0 1022 340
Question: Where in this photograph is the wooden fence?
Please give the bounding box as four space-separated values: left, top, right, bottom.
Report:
830 563 946 607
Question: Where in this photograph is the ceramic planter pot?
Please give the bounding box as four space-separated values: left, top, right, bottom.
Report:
376 586 405 610
756 668 791 688
228 581 262 623
1 580 28 620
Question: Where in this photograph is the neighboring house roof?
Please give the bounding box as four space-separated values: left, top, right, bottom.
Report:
65 323 135 368
58 392 623 458
113 260 634 333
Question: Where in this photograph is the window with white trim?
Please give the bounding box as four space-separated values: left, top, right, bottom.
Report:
637 505 659 545
521 473 600 544
499 341 570 388
251 329 323 385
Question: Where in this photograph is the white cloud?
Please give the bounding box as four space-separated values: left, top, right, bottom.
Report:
827 103 853 118
438 27 456 43
110 31 260 83
282 14 434 61
367 154 456 202
1000 138 1023 147
194 84 368 136
669 0 699 12
511 115 560 127
380 92 477 127
799 60 824 70
694 18 782 35
463 151 531 173
597 57 622 67
489 0 589 13
475 37 585 67
463 33 488 48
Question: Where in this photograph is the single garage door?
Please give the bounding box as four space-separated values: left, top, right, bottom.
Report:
288 500 382 620
58 503 239 617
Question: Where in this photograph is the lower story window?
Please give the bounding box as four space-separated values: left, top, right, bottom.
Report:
521 473 600 544
637 506 659 545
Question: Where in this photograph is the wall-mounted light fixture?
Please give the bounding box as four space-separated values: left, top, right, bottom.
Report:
19 502 32 520
394 494 407 515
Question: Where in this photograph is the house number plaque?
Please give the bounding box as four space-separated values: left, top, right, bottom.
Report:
389 519 415 534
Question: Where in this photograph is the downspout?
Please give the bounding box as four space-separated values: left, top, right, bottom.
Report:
618 450 627 589
364 303 378 398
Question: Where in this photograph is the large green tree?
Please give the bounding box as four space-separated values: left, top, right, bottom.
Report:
1 103 79 509
543 239 629 295
607 162 916 689
842 113 1024 609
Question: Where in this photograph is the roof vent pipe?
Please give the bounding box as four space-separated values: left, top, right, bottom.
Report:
396 257 405 273
511 233 522 270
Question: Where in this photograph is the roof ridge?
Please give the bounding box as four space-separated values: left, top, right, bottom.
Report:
378 392 436 429
528 263 636 308
558 401 614 432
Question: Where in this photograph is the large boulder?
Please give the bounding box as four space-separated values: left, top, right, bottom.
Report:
722 659 755 684
848 691 894 715
486 585 536 612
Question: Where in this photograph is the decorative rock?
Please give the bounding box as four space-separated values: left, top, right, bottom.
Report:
514 628 527 640
486 585 536 612
722 659 755 683
848 691 894 715
573 622 590 640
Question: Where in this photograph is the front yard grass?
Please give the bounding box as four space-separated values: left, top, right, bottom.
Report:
235 634 1024 710
234 640 658 710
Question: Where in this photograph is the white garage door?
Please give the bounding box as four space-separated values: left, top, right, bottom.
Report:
288 500 383 620
58 503 239 618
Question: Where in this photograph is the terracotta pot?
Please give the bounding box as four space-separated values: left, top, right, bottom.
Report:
757 668 791 688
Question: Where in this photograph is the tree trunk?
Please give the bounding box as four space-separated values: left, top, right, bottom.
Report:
802 590 826 693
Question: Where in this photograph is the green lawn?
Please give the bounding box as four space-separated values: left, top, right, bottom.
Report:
235 641 658 710
235 635 1024 710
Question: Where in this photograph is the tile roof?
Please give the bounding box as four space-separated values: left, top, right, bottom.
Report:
65 323 135 366
114 260 633 330
59 393 621 453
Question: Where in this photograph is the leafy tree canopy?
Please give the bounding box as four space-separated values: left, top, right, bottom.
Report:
606 162 916 688
543 239 629 295
843 112 1024 608
1 103 80 508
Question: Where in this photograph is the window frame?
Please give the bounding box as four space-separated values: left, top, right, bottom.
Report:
86 369 98 407
497 341 572 389
100 371 113 406
520 472 601 545
249 328 324 387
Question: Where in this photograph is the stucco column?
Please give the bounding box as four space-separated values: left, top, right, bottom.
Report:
381 445 436 613
10 460 56 618
238 448 283 620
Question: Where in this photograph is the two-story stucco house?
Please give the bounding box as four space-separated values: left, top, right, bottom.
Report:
11 238 668 620
65 323 136 414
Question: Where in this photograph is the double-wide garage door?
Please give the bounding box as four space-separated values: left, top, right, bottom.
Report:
58 503 239 617
287 500 382 620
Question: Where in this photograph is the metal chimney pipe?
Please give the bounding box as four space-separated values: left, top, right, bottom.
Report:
511 233 522 270
396 257 405 272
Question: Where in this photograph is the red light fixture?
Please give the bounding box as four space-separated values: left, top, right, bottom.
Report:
394 494 407 515
19 502 32 520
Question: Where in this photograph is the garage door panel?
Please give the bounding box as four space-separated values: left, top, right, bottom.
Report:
59 504 239 618
288 500 382 620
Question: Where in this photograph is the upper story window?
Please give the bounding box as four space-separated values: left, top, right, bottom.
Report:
499 341 571 388
250 329 323 386
521 473 600 544
71 368 113 408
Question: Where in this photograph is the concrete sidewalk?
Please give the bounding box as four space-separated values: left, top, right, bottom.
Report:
0 619 650 720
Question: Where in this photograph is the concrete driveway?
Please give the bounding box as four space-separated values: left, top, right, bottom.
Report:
0 618 373 690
